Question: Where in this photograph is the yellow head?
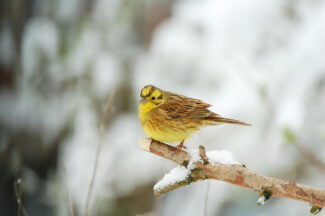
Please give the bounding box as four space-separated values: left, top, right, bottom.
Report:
139 85 166 113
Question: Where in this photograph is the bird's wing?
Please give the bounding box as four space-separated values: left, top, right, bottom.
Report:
159 93 214 119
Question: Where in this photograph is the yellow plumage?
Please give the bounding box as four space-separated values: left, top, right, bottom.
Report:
138 85 250 148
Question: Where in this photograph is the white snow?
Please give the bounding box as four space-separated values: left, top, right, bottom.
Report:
92 51 121 97
153 166 190 190
189 149 240 165
22 18 58 76
257 195 266 206
206 150 240 165
154 149 239 190
188 150 202 163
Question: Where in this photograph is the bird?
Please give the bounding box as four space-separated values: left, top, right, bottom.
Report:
138 85 250 149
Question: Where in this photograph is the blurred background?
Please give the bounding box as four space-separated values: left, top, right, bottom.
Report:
1 0 325 215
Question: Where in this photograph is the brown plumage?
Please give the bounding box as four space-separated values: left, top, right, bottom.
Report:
138 85 251 148
160 92 250 126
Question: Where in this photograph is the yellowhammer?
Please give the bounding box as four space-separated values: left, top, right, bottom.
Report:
138 85 250 148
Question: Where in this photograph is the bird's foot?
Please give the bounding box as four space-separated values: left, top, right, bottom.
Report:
176 140 187 150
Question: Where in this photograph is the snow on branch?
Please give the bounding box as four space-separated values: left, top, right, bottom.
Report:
139 138 325 208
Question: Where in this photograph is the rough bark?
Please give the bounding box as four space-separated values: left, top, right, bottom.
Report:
139 138 325 207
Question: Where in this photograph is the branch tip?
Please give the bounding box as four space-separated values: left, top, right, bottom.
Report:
139 137 152 152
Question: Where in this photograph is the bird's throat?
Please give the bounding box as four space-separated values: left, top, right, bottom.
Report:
138 102 153 122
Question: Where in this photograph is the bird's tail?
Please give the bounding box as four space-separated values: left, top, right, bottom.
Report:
204 116 251 126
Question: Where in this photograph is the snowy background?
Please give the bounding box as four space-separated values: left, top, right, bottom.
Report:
1 0 325 215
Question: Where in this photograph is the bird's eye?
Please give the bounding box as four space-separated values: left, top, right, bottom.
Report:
152 96 156 100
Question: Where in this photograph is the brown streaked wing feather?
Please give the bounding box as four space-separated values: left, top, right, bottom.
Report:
159 93 213 119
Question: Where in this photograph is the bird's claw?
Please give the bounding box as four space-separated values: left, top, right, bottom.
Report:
176 141 187 150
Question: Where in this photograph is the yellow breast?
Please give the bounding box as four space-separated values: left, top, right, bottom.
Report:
138 103 201 143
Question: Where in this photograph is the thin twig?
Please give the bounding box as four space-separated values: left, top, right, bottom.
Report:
14 179 30 216
139 138 325 207
100 91 116 133
199 145 209 165
14 179 22 216
84 91 115 216
296 144 325 172
203 181 211 216
21 207 30 216
62 160 75 216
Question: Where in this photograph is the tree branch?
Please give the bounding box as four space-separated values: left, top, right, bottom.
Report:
139 138 325 207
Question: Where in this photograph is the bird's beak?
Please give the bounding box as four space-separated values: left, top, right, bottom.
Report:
140 98 147 103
